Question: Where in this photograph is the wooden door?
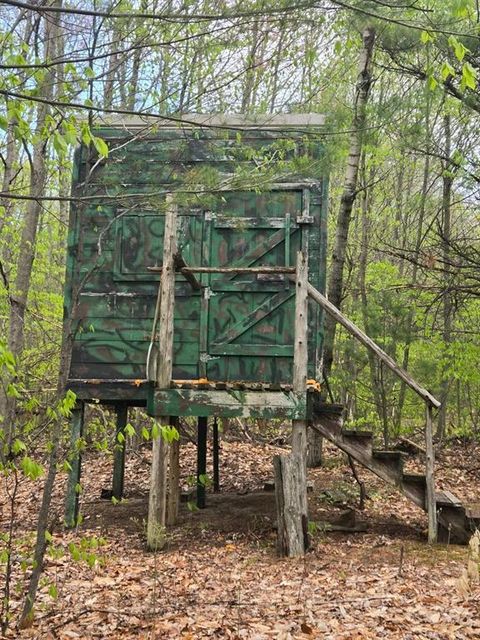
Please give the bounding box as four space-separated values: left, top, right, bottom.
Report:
200 188 314 384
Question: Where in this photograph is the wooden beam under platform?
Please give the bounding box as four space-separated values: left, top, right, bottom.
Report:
147 387 309 420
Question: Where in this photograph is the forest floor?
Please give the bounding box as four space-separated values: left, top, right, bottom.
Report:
2 426 480 639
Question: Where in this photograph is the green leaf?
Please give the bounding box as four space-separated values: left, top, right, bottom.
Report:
86 553 97 568
68 542 81 561
48 583 58 599
125 423 136 438
448 35 469 62
420 30 434 44
81 123 91 145
161 424 179 443
92 136 109 158
61 460 72 473
452 149 464 166
141 426 150 440
198 473 211 487
20 456 44 480
427 75 438 91
6 383 20 398
462 62 477 90
53 131 67 154
441 62 456 81
12 438 26 455
0 115 8 131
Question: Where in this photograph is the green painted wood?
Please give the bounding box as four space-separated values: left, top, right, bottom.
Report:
65 403 85 528
65 125 327 404
211 289 295 347
149 388 307 419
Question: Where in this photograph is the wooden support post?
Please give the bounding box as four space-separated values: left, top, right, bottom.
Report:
425 403 437 543
213 417 220 492
167 417 180 526
307 425 323 468
275 251 309 556
197 416 208 509
65 402 85 528
112 403 128 500
147 195 177 551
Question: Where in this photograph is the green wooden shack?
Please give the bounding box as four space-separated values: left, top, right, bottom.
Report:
63 114 328 537
63 114 474 551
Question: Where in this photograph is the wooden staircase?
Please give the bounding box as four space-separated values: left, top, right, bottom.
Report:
312 403 480 544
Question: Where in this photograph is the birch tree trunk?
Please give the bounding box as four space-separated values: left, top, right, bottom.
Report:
323 26 375 380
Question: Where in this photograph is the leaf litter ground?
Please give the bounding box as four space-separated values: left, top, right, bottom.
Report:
2 432 480 639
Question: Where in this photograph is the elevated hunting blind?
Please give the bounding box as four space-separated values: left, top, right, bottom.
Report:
63 114 478 551
65 114 328 411
63 114 328 548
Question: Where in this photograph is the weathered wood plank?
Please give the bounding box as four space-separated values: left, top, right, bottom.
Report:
147 195 177 551
274 455 308 556
148 266 297 274
276 251 309 557
150 389 307 419
211 289 295 346
167 417 180 526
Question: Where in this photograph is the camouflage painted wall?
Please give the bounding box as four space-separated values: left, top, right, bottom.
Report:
64 124 328 403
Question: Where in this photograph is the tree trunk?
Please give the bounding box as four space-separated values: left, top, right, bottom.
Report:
357 154 390 444
0 3 58 455
437 114 453 440
323 26 375 379
394 118 431 432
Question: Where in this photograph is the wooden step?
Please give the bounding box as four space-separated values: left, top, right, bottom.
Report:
313 404 474 544
372 450 406 474
341 429 373 439
402 473 426 485
312 402 344 417
436 490 462 507
465 504 480 522
373 450 406 463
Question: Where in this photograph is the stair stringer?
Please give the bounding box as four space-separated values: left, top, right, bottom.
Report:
311 416 424 509
311 413 477 543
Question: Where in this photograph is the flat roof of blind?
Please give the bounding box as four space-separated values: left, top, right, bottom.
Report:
93 113 326 131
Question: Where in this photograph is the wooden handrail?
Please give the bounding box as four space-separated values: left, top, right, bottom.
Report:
303 282 441 408
303 280 439 542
